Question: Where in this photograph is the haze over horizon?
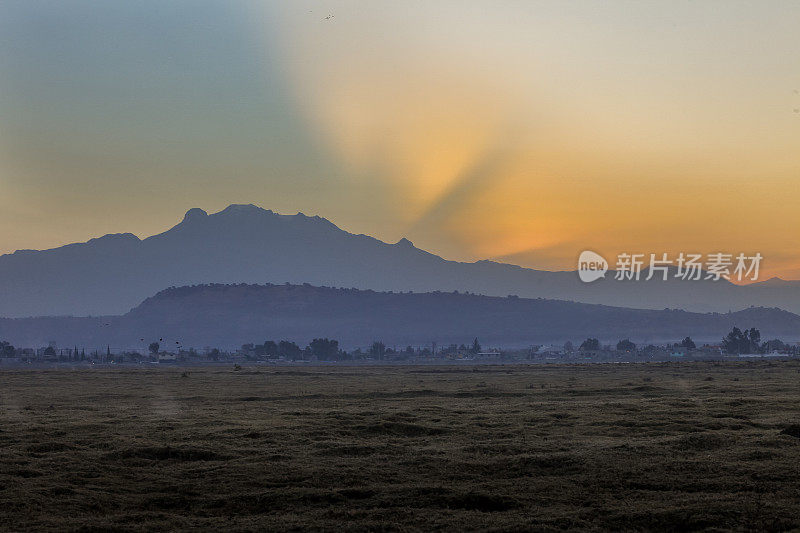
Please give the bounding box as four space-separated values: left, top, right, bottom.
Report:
2 1 799 278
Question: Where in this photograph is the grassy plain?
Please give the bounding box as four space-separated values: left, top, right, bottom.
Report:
2 361 800 531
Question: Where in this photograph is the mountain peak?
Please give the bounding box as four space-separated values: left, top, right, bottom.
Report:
182 208 208 223
395 238 415 248
218 204 268 216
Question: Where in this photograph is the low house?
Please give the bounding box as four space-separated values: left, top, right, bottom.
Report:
537 345 564 356
158 353 177 363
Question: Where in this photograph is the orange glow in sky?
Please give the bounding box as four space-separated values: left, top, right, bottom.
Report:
1 1 799 279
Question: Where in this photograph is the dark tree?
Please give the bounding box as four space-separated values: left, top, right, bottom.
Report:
43 346 56 356
309 338 339 360
471 338 481 354
616 339 636 352
278 340 302 360
722 327 743 354
680 337 696 350
148 342 160 354
722 327 760 354
263 340 278 357
748 328 761 349
370 341 386 360
579 338 600 351
0 341 14 357
761 339 786 353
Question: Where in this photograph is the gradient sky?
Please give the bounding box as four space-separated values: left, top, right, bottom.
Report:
1 1 799 278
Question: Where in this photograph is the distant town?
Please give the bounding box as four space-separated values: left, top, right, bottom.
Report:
3 327 798 366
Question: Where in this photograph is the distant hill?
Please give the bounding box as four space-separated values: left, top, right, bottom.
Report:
1 204 798 317
1 283 798 350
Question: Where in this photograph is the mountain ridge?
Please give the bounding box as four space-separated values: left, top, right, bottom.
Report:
2 283 798 350
1 204 798 317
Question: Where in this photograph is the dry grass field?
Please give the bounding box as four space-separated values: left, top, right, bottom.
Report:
2 361 800 531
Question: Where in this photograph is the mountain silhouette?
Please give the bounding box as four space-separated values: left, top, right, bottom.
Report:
2 283 798 349
0 204 797 317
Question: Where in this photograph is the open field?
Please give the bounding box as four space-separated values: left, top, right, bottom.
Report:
2 362 800 531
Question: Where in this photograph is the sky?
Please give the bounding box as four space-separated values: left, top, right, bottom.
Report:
1 0 799 279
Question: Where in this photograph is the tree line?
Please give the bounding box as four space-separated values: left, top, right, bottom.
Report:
240 338 482 361
574 327 793 355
